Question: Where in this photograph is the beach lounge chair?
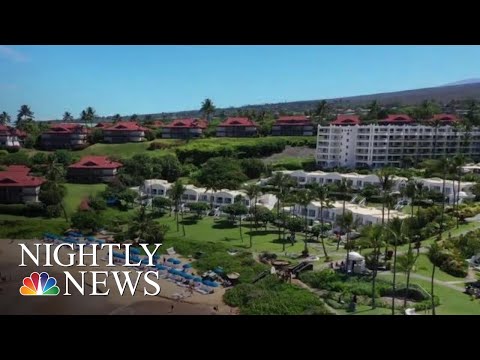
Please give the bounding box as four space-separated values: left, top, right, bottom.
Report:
167 247 176 256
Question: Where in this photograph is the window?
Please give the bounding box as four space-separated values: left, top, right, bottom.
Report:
308 209 316 217
225 198 232 204
152 189 157 195
189 195 196 200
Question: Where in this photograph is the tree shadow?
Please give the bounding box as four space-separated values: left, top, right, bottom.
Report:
212 220 237 229
180 218 199 226
245 230 280 237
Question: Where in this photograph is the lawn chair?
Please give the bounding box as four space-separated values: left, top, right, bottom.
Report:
167 247 176 256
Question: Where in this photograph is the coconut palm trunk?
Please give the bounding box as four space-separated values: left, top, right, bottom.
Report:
320 203 329 260
431 263 436 315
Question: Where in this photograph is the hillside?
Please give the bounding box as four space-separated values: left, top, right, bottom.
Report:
93 82 480 121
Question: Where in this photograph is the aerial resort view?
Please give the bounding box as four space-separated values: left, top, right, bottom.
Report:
1 45 480 316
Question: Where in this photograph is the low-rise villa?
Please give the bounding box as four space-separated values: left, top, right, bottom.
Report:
67 156 123 183
271 115 314 136
102 121 148 143
216 117 258 137
142 179 278 210
161 118 208 139
0 125 22 150
0 165 45 203
293 200 409 226
40 123 88 150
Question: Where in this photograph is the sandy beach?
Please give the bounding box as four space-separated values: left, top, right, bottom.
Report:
0 239 237 315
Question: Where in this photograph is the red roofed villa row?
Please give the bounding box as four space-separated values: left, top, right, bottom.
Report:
161 118 208 139
0 165 45 204
216 117 259 137
330 113 459 126
272 115 314 136
40 123 89 150
67 156 123 183
102 121 149 143
0 125 22 149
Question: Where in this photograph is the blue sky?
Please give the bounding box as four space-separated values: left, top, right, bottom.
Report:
1 45 480 120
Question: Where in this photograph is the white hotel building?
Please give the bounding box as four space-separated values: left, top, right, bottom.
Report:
316 114 480 169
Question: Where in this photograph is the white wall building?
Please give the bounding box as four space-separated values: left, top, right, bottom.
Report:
293 200 409 227
316 124 480 169
270 170 408 191
142 179 280 210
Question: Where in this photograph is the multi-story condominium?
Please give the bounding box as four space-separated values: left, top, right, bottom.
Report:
0 165 45 203
40 123 88 150
271 116 314 136
102 121 147 143
161 118 207 139
316 114 479 169
293 200 409 226
67 156 122 183
0 125 22 149
216 117 258 137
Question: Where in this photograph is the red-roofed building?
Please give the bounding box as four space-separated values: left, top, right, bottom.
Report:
0 125 22 149
102 121 148 143
94 122 110 128
216 117 258 137
161 118 208 139
271 115 314 136
378 114 413 125
40 123 88 150
428 114 459 124
0 165 45 203
150 120 165 128
331 115 361 126
67 156 123 183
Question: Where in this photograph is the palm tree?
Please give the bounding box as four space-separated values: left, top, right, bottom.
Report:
430 118 443 159
112 114 121 123
336 178 352 250
145 223 170 246
168 180 186 236
62 111 74 122
308 183 332 260
396 220 419 309
269 172 291 243
244 184 262 248
296 189 315 255
376 167 395 256
0 111 11 125
200 98 216 122
387 217 405 315
16 105 34 129
337 210 357 275
130 114 138 121
44 154 69 222
361 224 384 309
130 205 152 243
234 194 248 243
452 154 466 228
80 107 96 129
427 242 442 315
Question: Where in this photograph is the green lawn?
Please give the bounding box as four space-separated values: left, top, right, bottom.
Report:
0 217 69 239
155 215 328 257
407 254 465 282
337 305 398 315
380 273 480 315
63 183 106 215
76 141 174 158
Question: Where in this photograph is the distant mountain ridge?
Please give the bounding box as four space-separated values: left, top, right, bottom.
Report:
443 78 480 86
64 80 480 122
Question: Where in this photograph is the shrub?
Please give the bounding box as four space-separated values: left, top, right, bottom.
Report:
0 203 45 217
144 130 155 141
414 296 440 312
89 196 107 211
45 204 62 218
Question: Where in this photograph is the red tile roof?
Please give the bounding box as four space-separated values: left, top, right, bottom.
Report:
218 117 258 127
45 123 87 134
429 114 459 123
102 121 148 132
150 120 165 128
69 156 123 169
0 165 45 187
275 116 312 126
94 122 110 128
378 114 413 124
162 118 208 129
79 198 91 211
0 125 26 138
331 115 361 125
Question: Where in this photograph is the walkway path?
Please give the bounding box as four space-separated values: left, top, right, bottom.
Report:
377 271 471 292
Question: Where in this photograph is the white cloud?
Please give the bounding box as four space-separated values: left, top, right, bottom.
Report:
0 45 28 63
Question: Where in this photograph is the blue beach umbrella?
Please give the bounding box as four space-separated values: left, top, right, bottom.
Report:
182 263 192 269
202 280 219 288
172 259 181 265
156 264 168 270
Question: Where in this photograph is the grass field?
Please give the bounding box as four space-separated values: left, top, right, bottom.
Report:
63 183 106 215
409 254 464 282
380 273 480 315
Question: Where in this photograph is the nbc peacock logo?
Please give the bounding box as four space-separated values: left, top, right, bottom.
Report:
20 272 60 296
